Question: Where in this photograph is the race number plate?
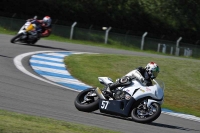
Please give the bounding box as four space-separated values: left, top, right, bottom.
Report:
100 100 109 109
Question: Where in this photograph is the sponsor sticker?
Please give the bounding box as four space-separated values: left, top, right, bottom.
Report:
146 87 151 91
140 88 145 92
125 94 131 100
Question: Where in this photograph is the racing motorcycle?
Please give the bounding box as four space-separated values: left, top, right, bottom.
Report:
10 16 41 44
74 77 165 123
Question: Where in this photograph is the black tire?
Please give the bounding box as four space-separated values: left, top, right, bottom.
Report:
74 88 99 112
10 33 23 43
29 39 38 45
131 102 161 123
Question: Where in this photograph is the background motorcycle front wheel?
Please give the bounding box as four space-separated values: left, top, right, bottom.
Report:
131 102 161 123
74 88 99 112
10 33 23 43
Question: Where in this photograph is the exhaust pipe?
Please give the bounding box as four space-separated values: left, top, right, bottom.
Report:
94 87 106 99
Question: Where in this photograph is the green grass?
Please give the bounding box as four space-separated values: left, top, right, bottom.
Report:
2 26 199 60
0 26 140 53
0 27 16 35
0 110 120 133
0 26 200 132
64 54 200 117
0 27 123 133
0 26 189 57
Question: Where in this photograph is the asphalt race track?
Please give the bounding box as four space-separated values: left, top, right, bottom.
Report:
0 34 199 133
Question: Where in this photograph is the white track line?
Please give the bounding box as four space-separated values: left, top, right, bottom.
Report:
13 51 80 92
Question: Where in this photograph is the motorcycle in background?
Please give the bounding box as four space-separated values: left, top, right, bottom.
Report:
10 16 41 44
74 77 165 123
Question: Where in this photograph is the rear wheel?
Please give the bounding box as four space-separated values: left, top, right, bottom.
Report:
10 33 23 43
29 39 38 45
131 101 161 123
74 88 99 112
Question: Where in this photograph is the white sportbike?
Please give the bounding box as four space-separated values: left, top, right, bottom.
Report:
10 16 41 44
74 77 165 123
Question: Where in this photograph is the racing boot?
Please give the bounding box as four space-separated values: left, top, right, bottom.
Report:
105 82 121 97
105 76 130 93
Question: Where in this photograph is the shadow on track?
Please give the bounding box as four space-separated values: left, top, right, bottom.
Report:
149 122 199 132
13 42 69 51
0 55 12 58
92 112 199 132
92 112 133 121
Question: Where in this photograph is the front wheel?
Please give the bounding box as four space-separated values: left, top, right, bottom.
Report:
131 101 161 123
10 33 23 43
74 88 99 112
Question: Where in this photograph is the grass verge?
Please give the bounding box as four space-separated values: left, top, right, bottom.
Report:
1 26 194 58
0 27 122 133
0 110 120 133
0 26 199 132
64 54 200 117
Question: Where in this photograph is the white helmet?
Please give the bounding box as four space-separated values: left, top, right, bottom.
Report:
145 62 160 79
43 16 52 27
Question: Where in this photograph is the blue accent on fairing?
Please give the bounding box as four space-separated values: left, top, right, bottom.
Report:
30 57 64 63
58 82 90 90
30 63 66 70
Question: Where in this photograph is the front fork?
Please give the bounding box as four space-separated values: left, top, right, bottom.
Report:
95 87 106 99
141 99 162 110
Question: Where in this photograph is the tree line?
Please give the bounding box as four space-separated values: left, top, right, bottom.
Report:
1 0 200 44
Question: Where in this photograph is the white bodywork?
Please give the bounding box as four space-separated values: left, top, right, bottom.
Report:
18 21 36 34
98 77 165 106
18 22 31 34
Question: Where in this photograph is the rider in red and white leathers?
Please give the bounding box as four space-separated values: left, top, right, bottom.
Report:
28 16 52 38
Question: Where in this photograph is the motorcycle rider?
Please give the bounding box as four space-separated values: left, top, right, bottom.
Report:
27 16 52 38
106 62 160 95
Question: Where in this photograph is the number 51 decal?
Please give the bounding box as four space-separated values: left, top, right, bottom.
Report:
101 101 109 109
